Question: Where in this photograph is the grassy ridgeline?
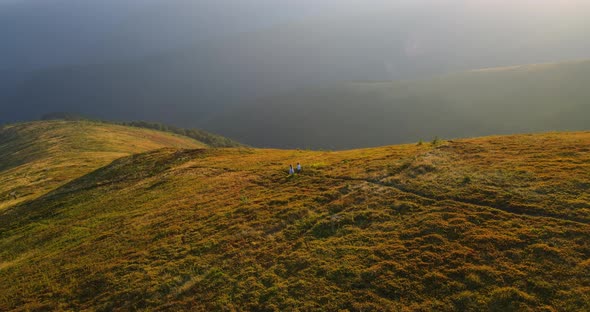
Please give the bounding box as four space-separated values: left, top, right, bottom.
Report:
117 121 244 148
0 120 206 211
1 129 589 310
39 114 243 148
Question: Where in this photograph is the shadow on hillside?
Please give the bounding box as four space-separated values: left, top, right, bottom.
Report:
0 148 209 230
0 126 51 173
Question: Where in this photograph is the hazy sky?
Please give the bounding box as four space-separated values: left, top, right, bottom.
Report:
2 0 588 69
1 0 588 75
1 0 589 128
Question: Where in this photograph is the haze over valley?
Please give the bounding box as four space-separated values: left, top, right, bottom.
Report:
1 1 589 311
1 0 589 148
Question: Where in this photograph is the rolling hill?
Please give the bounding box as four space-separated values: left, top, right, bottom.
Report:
0 121 214 211
209 59 590 149
1 124 589 310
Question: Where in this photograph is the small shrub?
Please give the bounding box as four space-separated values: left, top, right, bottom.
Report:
432 136 441 146
452 291 484 311
240 196 249 204
309 162 327 169
488 287 536 312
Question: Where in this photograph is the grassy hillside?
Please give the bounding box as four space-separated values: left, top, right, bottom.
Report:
39 113 244 148
115 121 243 148
209 59 590 149
0 121 206 211
1 131 589 311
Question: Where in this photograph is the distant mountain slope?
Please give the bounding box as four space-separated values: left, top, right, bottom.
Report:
209 59 590 149
114 121 243 148
1 131 589 310
0 120 205 210
3 1 589 125
37 113 244 148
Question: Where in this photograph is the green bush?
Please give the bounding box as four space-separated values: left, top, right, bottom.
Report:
432 136 441 146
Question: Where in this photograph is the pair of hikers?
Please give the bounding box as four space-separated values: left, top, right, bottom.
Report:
289 163 302 175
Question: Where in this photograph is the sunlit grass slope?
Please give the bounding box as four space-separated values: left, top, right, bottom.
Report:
1 131 589 311
0 121 206 210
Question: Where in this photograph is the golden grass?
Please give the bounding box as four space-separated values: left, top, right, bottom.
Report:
0 128 589 311
0 121 206 211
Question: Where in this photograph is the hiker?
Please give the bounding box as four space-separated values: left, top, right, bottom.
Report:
296 163 302 173
289 164 295 175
